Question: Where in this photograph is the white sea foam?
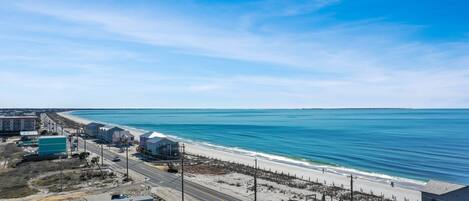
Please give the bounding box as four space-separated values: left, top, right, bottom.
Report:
166 133 425 189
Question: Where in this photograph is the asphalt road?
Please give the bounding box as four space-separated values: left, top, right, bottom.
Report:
78 138 244 201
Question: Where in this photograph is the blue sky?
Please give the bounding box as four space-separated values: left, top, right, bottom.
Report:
1 0 469 108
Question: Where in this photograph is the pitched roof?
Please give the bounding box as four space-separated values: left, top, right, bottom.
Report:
87 122 105 127
422 180 465 195
141 131 167 139
150 132 166 138
108 127 125 132
141 132 153 138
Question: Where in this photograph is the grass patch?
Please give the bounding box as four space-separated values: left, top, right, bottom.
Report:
0 184 38 199
33 170 116 193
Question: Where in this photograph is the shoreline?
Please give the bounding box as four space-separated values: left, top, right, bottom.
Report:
59 111 424 201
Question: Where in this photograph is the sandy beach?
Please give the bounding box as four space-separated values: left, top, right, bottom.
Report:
59 111 423 201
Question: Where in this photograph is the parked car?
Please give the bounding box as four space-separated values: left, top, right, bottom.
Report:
111 194 128 200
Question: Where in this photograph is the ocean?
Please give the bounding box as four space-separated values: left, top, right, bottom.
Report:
71 109 469 185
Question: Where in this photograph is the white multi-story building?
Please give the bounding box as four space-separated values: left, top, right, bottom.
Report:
0 116 37 133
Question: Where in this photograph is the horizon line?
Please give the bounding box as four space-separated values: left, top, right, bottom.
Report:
2 107 469 110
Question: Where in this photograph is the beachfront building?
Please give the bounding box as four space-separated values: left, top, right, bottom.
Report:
139 131 165 147
98 126 134 145
38 136 67 157
139 132 179 159
0 115 37 134
85 122 105 137
421 180 469 201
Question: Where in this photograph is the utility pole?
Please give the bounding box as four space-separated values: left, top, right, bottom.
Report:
69 135 72 156
83 125 87 153
60 156 63 192
101 144 104 166
84 133 87 152
181 143 185 201
350 174 354 201
77 128 80 152
254 158 257 201
126 137 129 181
97 126 103 166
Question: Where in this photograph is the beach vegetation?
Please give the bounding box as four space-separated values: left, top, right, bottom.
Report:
0 143 86 198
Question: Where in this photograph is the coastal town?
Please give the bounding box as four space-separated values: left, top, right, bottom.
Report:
2 1 468 201
0 109 467 201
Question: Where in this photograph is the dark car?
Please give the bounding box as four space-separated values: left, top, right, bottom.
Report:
111 194 128 200
112 156 121 162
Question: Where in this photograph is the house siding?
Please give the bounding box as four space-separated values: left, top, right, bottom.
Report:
146 138 179 159
85 123 104 137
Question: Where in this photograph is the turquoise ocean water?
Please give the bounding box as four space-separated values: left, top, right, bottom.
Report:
72 109 469 185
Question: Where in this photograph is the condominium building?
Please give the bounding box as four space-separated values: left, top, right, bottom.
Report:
0 116 37 133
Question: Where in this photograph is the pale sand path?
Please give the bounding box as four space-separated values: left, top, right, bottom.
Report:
59 111 423 201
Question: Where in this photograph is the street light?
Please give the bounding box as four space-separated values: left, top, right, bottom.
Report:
121 135 129 181
126 138 129 181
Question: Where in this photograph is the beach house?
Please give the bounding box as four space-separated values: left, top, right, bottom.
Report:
421 180 469 201
98 126 134 145
139 132 179 159
98 125 119 142
85 122 105 137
